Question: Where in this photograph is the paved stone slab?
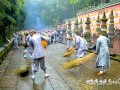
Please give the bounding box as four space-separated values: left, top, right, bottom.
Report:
32 78 53 90
48 78 71 90
0 43 120 90
0 76 17 88
0 87 16 90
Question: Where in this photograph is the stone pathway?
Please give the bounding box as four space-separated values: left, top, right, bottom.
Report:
0 43 120 90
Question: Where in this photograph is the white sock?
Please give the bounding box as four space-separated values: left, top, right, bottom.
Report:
100 71 103 73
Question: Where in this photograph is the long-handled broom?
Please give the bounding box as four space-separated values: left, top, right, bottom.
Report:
63 51 96 69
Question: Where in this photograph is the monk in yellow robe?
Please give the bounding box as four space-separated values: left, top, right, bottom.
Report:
41 39 47 48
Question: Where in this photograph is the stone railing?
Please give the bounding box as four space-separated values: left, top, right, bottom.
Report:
77 0 120 15
0 40 13 64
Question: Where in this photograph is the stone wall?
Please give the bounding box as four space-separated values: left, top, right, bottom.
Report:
113 36 120 54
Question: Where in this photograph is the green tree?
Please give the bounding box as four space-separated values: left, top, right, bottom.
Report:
0 0 26 46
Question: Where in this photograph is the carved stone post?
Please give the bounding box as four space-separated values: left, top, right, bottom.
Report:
74 19 79 35
101 12 108 36
84 17 91 42
96 15 101 32
108 10 115 45
79 18 83 37
93 15 101 44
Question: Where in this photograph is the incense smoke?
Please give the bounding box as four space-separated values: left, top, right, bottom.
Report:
24 0 46 30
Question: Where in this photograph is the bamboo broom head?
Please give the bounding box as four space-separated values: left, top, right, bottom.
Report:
63 51 73 57
14 65 31 77
67 47 74 52
64 48 75 57
63 52 96 69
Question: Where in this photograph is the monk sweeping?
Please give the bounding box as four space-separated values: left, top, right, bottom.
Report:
73 34 88 58
95 30 110 76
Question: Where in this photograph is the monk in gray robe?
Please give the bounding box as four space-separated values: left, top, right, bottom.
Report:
29 30 49 79
95 30 110 76
73 34 88 58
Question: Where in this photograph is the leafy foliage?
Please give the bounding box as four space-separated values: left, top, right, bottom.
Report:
69 0 79 4
0 0 26 46
25 0 110 28
0 0 112 46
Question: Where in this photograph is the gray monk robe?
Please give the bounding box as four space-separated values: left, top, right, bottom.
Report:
95 35 110 68
74 36 88 58
66 34 73 49
29 34 49 74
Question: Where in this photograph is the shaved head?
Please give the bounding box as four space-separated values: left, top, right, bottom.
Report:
30 30 36 36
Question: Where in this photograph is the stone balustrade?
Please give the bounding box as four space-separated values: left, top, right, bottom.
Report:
0 40 13 64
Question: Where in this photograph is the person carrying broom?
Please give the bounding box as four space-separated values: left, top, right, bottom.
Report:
95 30 110 76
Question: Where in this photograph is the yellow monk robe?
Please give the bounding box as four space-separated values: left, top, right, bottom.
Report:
41 39 47 48
21 31 26 45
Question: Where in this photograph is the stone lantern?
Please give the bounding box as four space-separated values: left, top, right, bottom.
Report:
67 20 71 30
108 10 115 45
84 17 91 42
101 12 108 36
96 15 101 32
67 20 72 37
74 19 80 35
79 18 83 37
92 15 101 44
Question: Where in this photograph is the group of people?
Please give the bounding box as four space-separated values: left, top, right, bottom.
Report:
21 29 67 79
66 32 88 58
66 30 110 76
13 30 29 49
12 28 110 79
